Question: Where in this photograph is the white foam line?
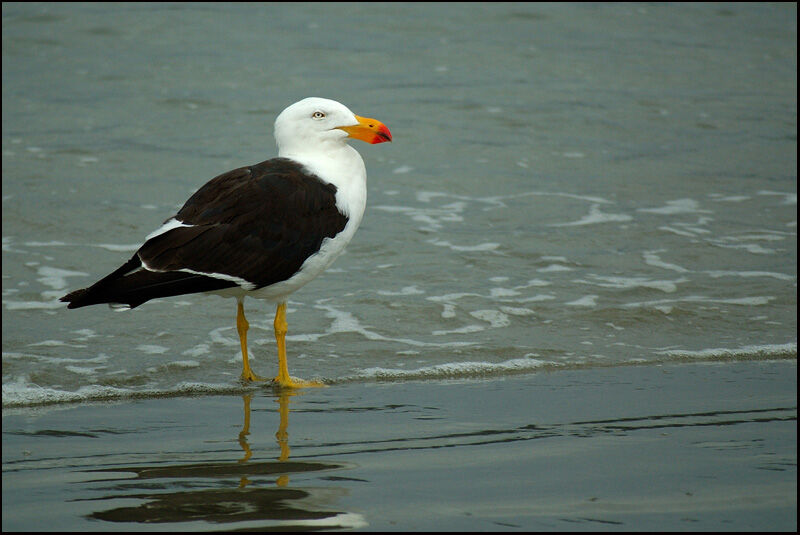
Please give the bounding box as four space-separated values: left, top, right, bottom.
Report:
351 357 551 381
372 204 465 231
658 226 698 238
377 285 425 296
757 190 797 204
23 240 71 247
64 365 100 376
96 243 140 252
638 198 712 215
3 352 109 364
432 324 485 336
623 295 774 308
1 377 250 409
18 241 140 252
538 264 574 273
643 250 690 273
427 239 501 252
302 304 474 348
37 266 87 290
511 191 613 204
549 204 632 227
709 194 751 202
3 299 67 310
427 292 483 302
27 340 88 348
490 287 521 298
470 309 511 328
705 270 795 281
573 275 688 293
565 295 598 307
2 236 26 253
136 344 170 355
656 343 796 359
516 294 556 303
706 241 776 254
344 345 797 385
500 306 535 316
415 190 610 207
377 190 617 234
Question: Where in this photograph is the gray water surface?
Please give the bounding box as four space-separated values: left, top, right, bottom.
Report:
2 2 796 405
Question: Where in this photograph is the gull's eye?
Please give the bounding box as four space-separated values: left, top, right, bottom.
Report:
312 111 326 120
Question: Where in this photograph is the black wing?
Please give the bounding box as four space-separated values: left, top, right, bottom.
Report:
61 158 348 309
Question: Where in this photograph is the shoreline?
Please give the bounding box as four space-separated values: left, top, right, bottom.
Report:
3 346 796 411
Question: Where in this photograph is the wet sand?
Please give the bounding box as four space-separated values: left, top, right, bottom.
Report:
2 360 796 531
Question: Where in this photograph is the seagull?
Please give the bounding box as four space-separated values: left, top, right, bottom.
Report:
61 97 392 388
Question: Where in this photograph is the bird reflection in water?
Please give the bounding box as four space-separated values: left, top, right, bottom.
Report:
82 389 365 529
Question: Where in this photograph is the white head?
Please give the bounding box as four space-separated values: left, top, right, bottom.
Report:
274 97 391 155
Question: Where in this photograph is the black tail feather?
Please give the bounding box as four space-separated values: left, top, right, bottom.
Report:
60 255 238 309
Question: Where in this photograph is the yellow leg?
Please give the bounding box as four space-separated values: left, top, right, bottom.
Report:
237 300 264 382
272 302 324 389
273 302 291 385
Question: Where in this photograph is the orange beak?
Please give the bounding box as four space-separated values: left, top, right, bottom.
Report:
338 115 392 144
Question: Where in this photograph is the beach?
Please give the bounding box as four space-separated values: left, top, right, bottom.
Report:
3 359 796 531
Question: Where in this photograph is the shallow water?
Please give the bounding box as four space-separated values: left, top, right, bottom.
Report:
2 3 796 406
2 361 797 531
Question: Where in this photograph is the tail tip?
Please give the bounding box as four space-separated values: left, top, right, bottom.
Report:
60 289 87 309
